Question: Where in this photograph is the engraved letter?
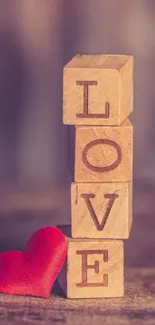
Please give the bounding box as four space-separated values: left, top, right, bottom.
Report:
81 193 119 230
76 81 110 118
82 139 122 172
76 250 108 287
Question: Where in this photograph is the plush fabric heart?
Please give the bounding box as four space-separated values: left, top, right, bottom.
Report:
0 227 68 298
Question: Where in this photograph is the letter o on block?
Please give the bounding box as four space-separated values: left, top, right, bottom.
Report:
74 119 133 182
82 139 122 173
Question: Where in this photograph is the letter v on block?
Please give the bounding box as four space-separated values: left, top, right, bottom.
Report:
81 193 118 231
71 182 132 239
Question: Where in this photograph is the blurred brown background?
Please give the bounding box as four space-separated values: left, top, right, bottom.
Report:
0 0 154 266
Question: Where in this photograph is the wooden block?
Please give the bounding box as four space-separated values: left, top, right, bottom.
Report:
74 119 133 182
58 226 124 299
63 54 133 126
71 181 132 239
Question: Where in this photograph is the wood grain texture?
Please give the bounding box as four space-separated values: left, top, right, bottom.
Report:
58 225 124 299
71 181 132 239
63 54 133 126
74 119 133 182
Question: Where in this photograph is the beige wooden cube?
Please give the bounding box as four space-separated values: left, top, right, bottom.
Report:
74 119 133 182
71 181 132 239
63 54 133 126
58 226 124 299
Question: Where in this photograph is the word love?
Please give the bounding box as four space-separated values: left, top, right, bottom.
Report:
60 54 133 299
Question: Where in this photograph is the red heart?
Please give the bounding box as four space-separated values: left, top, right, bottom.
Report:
0 227 68 298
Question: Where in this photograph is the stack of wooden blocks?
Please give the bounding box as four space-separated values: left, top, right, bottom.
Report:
58 54 133 299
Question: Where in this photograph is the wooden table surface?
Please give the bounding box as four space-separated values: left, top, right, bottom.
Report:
0 179 154 324
0 267 155 325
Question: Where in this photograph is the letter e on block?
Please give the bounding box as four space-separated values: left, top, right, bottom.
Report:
75 119 133 182
57 226 124 299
